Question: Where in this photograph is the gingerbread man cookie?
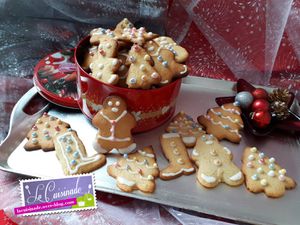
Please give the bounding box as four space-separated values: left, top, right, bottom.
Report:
92 95 137 154
191 134 244 188
24 112 70 151
89 37 121 85
197 103 244 143
107 146 159 193
54 130 106 175
144 40 188 85
159 133 195 180
126 44 161 89
242 147 296 198
153 36 189 63
166 112 205 148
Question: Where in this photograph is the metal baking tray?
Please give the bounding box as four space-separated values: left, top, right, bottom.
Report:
1 77 300 225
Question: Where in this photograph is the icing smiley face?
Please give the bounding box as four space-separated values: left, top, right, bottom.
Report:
102 96 127 118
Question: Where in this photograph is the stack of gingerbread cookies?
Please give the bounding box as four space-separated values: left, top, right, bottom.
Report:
82 18 189 89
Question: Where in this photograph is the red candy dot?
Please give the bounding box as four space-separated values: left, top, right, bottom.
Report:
55 126 60 131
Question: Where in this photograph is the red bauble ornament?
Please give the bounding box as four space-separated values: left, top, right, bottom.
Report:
251 99 270 112
251 110 272 128
252 88 268 100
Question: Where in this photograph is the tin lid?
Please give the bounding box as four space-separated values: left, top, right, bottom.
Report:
33 49 79 109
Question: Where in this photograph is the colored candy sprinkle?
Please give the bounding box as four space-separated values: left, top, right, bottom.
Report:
269 163 275 170
66 146 72 153
73 151 79 158
251 174 259 180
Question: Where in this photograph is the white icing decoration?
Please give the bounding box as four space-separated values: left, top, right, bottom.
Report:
138 150 155 158
279 169 286 175
250 147 257 153
279 174 286 181
161 167 194 177
180 65 188 74
205 140 214 145
229 171 242 181
182 136 196 144
269 157 275 163
115 101 120 106
177 158 184 165
248 154 255 161
192 149 199 156
201 173 216 183
108 75 118 84
162 133 180 138
268 170 275 177
257 167 264 174
111 107 119 112
221 105 240 115
210 109 244 128
223 147 231 155
173 149 180 156
57 132 101 175
125 158 157 169
260 179 268 186
204 115 241 138
97 110 130 142
117 177 135 187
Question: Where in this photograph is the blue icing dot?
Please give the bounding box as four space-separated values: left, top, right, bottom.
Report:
172 129 178 133
32 132 38 138
269 163 275 170
66 145 72 153
223 125 230 129
73 151 79 158
70 159 77 166
44 134 51 140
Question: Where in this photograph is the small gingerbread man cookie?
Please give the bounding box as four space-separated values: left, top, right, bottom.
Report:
89 37 121 85
159 133 195 180
242 147 296 198
197 103 244 143
166 112 205 148
24 112 70 151
126 44 161 89
54 130 106 175
144 40 188 85
92 95 137 154
153 36 189 63
107 146 159 193
191 134 244 188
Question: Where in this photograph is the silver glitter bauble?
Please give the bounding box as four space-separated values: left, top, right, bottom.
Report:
235 91 253 109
